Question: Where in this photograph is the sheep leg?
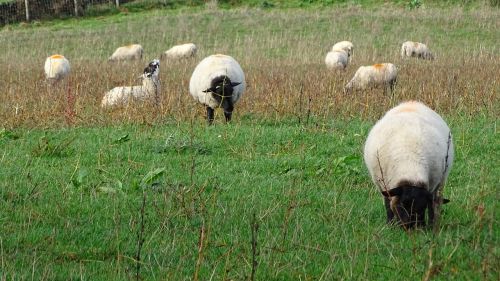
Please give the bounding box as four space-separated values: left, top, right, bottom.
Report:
222 98 234 123
224 111 232 122
384 197 395 224
431 195 443 232
206 106 214 125
427 199 435 227
389 78 396 95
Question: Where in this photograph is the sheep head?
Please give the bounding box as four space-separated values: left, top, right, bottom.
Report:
344 81 354 94
202 75 241 123
381 183 433 228
142 59 160 79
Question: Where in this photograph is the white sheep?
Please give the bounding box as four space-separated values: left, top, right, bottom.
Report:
325 48 349 70
344 63 397 93
189 54 246 124
401 41 434 60
101 59 160 108
108 44 144 61
161 43 197 60
332 41 354 59
364 101 454 228
44 54 70 82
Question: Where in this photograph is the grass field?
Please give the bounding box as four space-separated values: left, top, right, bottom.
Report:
0 2 499 280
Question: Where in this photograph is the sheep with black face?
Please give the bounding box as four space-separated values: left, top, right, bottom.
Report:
101 59 161 108
363 101 454 229
189 54 246 124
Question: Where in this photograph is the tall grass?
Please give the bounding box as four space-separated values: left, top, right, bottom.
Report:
0 4 498 128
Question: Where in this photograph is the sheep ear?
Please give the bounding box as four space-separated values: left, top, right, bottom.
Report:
230 82 241 87
381 187 403 197
442 198 450 204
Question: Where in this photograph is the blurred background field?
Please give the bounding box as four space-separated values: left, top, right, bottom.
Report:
0 1 498 127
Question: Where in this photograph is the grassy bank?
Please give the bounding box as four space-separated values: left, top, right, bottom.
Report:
0 116 498 279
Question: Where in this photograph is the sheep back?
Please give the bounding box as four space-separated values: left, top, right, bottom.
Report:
364 101 454 195
163 43 197 60
325 49 348 70
109 44 144 61
346 63 397 90
189 54 246 109
332 41 354 57
101 86 144 107
44 54 70 81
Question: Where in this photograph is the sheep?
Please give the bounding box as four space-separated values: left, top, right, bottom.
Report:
344 63 397 94
189 54 246 124
325 48 349 70
363 101 454 228
108 44 144 61
332 41 354 60
44 54 70 82
161 43 197 60
401 41 434 60
101 59 160 108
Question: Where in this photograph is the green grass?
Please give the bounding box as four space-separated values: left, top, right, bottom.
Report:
0 115 498 279
0 0 494 29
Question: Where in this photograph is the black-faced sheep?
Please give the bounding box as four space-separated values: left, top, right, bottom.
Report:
364 101 454 228
189 54 246 124
101 59 160 108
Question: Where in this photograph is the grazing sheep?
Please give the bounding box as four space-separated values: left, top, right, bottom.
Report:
108 44 144 61
189 54 246 124
364 101 454 228
325 48 349 70
344 63 397 93
161 43 197 60
44 54 70 82
401 41 434 60
332 41 354 59
101 59 160 108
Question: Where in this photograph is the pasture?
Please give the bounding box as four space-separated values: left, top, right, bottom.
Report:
0 2 499 280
